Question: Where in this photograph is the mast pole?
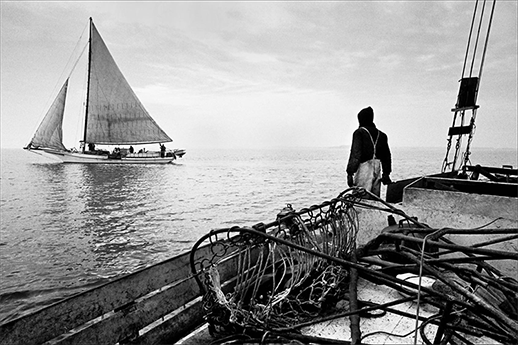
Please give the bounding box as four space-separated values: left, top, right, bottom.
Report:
82 17 93 153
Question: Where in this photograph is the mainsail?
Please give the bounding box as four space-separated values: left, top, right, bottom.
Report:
85 22 172 145
28 79 69 151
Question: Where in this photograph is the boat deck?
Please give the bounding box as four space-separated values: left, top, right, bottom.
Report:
301 277 439 344
1 188 515 345
177 277 501 345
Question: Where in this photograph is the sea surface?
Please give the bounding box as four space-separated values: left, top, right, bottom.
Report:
0 146 516 324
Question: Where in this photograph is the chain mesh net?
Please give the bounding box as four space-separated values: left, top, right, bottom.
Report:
190 192 362 336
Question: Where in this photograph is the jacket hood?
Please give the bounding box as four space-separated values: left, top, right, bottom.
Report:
358 106 374 127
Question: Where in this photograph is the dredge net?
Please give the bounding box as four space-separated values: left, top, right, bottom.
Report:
189 187 518 345
189 190 363 336
189 188 518 344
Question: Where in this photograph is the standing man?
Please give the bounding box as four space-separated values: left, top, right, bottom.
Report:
160 144 166 158
346 106 392 197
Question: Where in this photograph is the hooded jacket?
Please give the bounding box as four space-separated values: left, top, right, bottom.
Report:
346 107 391 176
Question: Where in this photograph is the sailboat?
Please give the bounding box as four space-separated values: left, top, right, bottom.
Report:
24 18 186 164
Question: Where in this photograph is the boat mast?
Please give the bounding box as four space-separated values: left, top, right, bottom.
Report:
82 17 93 153
441 0 497 174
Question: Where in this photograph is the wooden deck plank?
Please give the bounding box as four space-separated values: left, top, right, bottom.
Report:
48 251 244 345
0 244 214 345
131 262 246 345
0 233 261 345
51 276 200 345
128 299 205 345
175 324 211 345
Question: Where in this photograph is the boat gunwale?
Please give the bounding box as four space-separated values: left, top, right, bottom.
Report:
0 246 203 344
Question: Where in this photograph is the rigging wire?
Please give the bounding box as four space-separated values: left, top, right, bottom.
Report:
477 0 497 91
461 0 478 78
461 0 497 169
462 0 496 81
30 21 90 140
44 22 89 113
443 0 497 173
469 0 487 78
74 51 90 150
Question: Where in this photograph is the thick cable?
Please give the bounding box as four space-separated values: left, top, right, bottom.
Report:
477 0 497 89
462 0 479 77
413 228 446 345
469 0 487 77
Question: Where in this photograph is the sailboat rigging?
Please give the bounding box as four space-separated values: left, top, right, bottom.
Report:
24 18 185 164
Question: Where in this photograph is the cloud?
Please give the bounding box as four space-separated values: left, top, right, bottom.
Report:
1 1 516 150
230 51 279 64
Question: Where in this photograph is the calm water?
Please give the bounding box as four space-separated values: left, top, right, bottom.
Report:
0 146 516 323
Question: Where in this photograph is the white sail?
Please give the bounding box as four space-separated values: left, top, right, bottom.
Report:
25 19 185 164
85 22 172 145
28 79 68 151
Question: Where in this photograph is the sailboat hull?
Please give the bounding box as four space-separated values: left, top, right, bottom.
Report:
25 19 183 162
25 148 177 164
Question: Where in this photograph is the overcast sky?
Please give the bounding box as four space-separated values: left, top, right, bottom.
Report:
1 1 516 150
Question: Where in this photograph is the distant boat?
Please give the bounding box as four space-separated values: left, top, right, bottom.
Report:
24 18 185 164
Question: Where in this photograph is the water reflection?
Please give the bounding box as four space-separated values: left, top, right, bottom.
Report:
74 164 176 275
0 158 187 322
5 163 182 288
3 147 517 324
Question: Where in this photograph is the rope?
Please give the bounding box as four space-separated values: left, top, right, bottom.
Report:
413 228 448 345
